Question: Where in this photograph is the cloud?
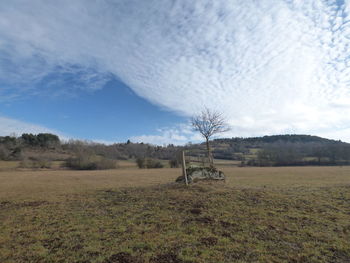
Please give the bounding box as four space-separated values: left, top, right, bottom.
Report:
132 120 350 145
1 1 350 141
0 116 66 139
131 124 203 145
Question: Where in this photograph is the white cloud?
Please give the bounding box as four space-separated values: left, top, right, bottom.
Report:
0 116 66 139
1 1 350 141
131 124 203 145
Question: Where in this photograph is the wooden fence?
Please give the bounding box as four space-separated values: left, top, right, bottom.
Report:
181 150 211 186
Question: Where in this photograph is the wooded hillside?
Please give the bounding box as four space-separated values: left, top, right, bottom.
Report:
1 133 349 167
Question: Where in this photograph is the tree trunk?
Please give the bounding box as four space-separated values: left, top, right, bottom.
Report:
205 137 213 166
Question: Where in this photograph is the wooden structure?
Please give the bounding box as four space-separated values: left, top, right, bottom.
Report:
180 150 212 186
181 151 188 186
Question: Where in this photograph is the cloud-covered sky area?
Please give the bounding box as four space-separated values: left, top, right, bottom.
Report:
1 0 350 144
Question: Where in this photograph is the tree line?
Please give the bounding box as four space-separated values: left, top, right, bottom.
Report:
1 133 350 167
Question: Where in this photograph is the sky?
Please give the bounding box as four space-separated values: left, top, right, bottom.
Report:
1 0 350 145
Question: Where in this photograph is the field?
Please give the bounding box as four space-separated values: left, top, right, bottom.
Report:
1 166 350 262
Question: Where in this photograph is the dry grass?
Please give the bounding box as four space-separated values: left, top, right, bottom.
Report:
222 166 350 188
0 166 349 202
0 166 350 262
0 168 176 202
118 160 138 169
0 161 19 170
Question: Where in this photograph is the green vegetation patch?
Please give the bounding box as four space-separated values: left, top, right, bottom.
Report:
1 183 349 262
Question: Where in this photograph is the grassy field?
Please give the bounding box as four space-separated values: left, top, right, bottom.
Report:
0 161 19 171
1 166 349 262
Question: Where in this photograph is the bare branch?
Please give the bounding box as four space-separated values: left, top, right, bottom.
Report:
191 107 230 139
191 107 230 166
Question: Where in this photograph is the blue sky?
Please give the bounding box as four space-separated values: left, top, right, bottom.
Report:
0 75 188 144
1 0 350 144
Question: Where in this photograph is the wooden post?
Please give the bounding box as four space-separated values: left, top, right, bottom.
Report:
182 151 188 186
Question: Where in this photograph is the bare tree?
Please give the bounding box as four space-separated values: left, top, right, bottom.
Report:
191 107 230 166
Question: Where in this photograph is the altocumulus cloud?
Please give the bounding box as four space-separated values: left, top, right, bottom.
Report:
1 0 350 141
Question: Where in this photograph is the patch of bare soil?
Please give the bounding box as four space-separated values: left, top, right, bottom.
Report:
200 237 218 246
189 208 202 215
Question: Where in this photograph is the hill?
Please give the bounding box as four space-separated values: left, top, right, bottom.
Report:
0 133 349 168
209 135 350 166
215 134 338 144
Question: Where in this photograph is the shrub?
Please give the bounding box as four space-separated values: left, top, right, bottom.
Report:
146 158 164 168
0 145 10 160
136 158 163 169
136 157 145 168
19 158 52 169
169 159 179 168
95 158 117 170
35 159 52 169
65 154 116 170
10 147 22 160
21 133 60 148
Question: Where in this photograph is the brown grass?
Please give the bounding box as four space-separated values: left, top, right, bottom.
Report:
0 161 19 170
1 166 349 262
0 166 349 202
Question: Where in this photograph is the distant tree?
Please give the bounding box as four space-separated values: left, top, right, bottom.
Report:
21 133 59 148
0 145 10 160
21 133 38 146
10 147 22 160
169 151 182 168
37 133 60 148
169 159 179 168
191 107 230 166
136 157 145 168
313 146 326 164
257 149 275 166
136 157 163 169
